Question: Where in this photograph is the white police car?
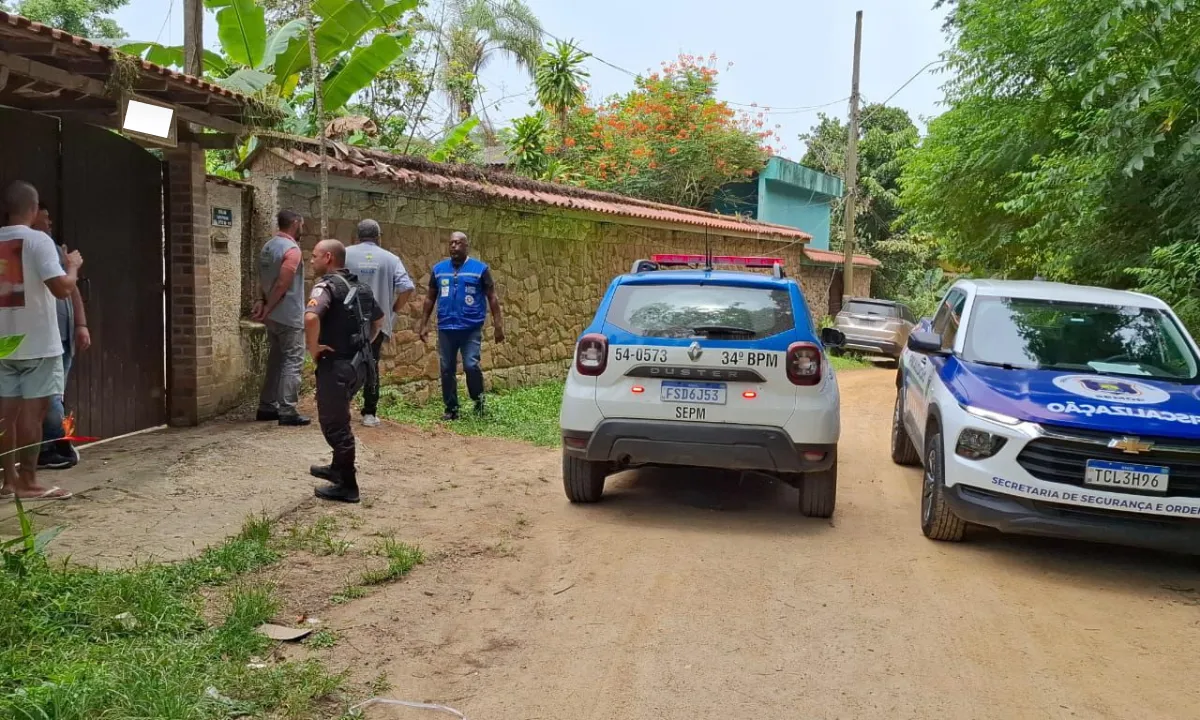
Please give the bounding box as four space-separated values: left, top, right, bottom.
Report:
893 278 1200 552
559 254 846 517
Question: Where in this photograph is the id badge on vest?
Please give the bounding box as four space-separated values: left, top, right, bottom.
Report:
440 276 450 298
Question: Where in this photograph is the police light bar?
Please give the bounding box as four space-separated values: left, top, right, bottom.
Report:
650 254 784 268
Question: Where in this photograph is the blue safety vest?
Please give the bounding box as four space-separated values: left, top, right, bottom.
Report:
432 257 488 331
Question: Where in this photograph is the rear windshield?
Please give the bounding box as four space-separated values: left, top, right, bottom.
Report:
606 284 795 339
843 300 897 317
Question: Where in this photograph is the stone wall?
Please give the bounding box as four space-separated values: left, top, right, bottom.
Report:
251 174 872 401
205 177 266 411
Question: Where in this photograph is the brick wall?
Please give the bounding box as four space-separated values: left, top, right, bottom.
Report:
164 142 213 426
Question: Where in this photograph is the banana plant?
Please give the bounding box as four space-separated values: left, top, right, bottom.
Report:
119 0 418 115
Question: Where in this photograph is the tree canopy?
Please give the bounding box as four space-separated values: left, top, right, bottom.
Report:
900 0 1200 326
7 0 128 38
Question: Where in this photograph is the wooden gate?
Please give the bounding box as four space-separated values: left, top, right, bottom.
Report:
828 268 845 317
0 108 166 439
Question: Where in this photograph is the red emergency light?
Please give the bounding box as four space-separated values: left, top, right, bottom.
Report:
650 254 784 268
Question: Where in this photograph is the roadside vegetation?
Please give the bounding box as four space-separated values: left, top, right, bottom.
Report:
0 507 424 719
380 380 564 447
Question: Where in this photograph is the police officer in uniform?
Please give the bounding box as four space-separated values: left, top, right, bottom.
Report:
304 239 384 503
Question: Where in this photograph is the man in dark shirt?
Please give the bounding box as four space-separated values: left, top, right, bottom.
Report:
305 239 383 503
417 232 505 420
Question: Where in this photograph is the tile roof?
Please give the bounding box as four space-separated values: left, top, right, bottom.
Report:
253 138 814 242
802 246 881 268
0 11 254 119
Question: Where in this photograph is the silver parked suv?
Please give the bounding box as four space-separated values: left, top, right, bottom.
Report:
833 298 915 360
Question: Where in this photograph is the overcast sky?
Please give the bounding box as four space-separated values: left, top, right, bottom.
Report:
112 0 951 160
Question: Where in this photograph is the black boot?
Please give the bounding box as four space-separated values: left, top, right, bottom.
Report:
309 464 340 483
315 471 359 503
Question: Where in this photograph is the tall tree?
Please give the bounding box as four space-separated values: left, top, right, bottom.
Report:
12 0 129 38
900 0 1200 328
534 39 588 138
800 103 919 250
434 0 543 121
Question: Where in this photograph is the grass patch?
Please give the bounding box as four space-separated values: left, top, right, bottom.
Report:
358 537 425 587
830 352 876 371
0 515 344 719
280 516 352 557
380 380 563 447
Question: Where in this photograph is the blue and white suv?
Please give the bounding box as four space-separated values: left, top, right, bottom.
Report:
894 279 1200 553
559 254 846 516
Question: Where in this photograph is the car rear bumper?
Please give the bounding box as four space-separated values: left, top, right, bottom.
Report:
562 420 835 474
944 483 1200 555
837 332 901 357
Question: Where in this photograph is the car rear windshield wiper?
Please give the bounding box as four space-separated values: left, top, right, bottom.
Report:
692 325 756 337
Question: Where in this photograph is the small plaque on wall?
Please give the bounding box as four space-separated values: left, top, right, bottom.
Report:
212 207 234 228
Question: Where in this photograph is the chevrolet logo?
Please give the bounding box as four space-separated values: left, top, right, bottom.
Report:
1109 436 1154 454
687 342 703 362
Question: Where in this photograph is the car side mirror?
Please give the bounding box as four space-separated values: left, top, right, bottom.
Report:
820 327 846 348
907 330 944 355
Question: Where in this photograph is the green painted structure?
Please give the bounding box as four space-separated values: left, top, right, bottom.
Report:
712 157 844 249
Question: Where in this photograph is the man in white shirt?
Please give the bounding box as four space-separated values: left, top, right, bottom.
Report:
0 182 82 501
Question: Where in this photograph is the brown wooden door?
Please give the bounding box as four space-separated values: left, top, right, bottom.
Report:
0 108 58 224
60 121 166 439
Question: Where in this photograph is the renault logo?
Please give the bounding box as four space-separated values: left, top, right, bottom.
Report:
1109 436 1154 454
687 342 703 362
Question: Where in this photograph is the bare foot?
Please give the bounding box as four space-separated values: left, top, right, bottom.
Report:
13 485 71 500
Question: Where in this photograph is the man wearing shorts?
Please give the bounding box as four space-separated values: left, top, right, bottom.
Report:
0 182 82 500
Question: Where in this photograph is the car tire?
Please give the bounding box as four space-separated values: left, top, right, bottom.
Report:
563 453 607 503
920 429 966 542
799 447 837 518
890 392 921 466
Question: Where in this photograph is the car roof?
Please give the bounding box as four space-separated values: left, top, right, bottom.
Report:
844 297 897 305
617 269 795 290
958 279 1168 309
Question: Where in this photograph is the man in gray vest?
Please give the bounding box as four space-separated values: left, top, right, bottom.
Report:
252 209 310 426
345 219 414 427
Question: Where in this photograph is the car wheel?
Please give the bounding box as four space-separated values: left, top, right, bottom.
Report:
920 429 966 541
562 452 607 503
890 392 921 466
799 447 837 518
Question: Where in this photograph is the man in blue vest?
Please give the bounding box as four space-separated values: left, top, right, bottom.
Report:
417 231 505 420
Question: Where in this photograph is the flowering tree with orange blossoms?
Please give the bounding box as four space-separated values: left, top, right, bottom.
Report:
541 54 780 209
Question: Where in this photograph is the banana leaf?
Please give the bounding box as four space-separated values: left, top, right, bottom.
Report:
272 0 417 87
320 31 410 113
118 43 229 75
258 19 308 72
209 0 267 70
430 117 480 163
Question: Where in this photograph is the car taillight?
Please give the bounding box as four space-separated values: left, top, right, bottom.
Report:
786 342 822 386
575 333 608 376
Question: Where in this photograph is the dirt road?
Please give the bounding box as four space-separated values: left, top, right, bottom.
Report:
255 367 1200 720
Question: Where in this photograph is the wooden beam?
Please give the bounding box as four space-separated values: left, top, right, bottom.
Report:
189 132 239 149
0 49 246 135
0 67 8 92
0 41 58 56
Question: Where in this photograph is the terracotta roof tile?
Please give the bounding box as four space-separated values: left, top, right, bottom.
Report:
259 140 814 242
803 246 880 268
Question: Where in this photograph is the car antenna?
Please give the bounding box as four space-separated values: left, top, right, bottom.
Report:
704 228 713 271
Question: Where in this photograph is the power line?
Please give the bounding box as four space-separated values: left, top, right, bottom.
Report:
154 0 175 45
860 58 947 122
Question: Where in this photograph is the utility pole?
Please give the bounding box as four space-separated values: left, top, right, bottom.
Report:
183 0 203 77
841 10 863 305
